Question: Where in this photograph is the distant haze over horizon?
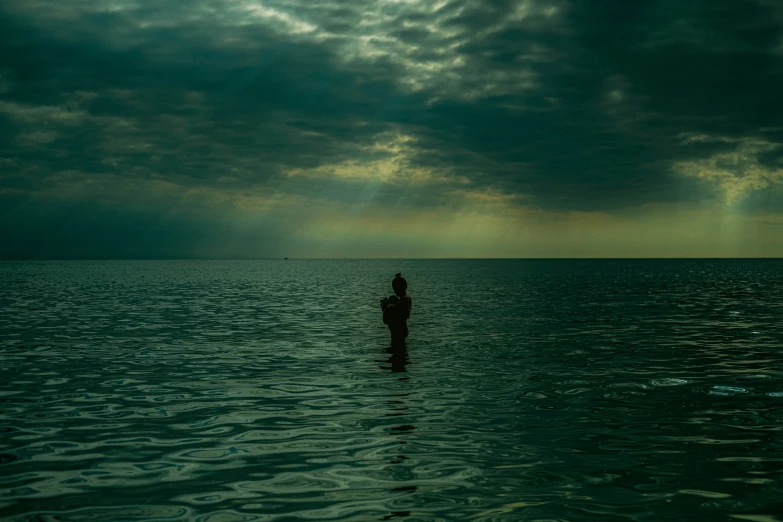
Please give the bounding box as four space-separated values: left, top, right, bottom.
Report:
5 257 783 261
2 0 782 258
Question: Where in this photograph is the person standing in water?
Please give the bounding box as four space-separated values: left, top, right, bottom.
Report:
381 273 412 346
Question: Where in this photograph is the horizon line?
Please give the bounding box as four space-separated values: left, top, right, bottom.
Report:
3 257 782 261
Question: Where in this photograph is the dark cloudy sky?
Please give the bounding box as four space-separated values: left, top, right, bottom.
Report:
1 0 782 258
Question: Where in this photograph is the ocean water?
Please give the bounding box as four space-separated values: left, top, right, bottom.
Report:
1 259 782 521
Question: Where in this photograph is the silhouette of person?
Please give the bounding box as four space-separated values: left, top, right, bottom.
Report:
381 273 412 347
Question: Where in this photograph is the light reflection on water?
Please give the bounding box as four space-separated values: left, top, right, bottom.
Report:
1 259 782 521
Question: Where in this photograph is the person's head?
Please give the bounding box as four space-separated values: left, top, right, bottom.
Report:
392 273 407 297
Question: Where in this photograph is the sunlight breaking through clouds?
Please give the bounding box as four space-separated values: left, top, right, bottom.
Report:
285 132 469 186
1 0 783 257
675 135 783 205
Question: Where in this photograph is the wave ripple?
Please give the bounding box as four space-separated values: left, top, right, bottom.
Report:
1 259 782 521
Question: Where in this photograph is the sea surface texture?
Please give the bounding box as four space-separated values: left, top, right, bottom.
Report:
1 259 782 521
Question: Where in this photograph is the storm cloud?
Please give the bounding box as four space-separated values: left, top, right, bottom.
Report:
1 0 782 257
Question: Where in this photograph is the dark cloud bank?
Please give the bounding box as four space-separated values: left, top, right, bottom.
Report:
1 0 782 257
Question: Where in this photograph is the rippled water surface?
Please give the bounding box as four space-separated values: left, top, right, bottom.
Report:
2 259 783 521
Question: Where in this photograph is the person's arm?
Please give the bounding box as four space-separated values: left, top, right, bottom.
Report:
402 295 412 320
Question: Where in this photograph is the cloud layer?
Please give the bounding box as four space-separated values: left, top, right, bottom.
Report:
1 0 782 256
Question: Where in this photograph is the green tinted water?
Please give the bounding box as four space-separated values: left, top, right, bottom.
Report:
1 260 782 521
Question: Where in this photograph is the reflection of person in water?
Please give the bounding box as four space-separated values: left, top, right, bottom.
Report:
380 273 412 347
379 344 410 374
374 315 415 519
